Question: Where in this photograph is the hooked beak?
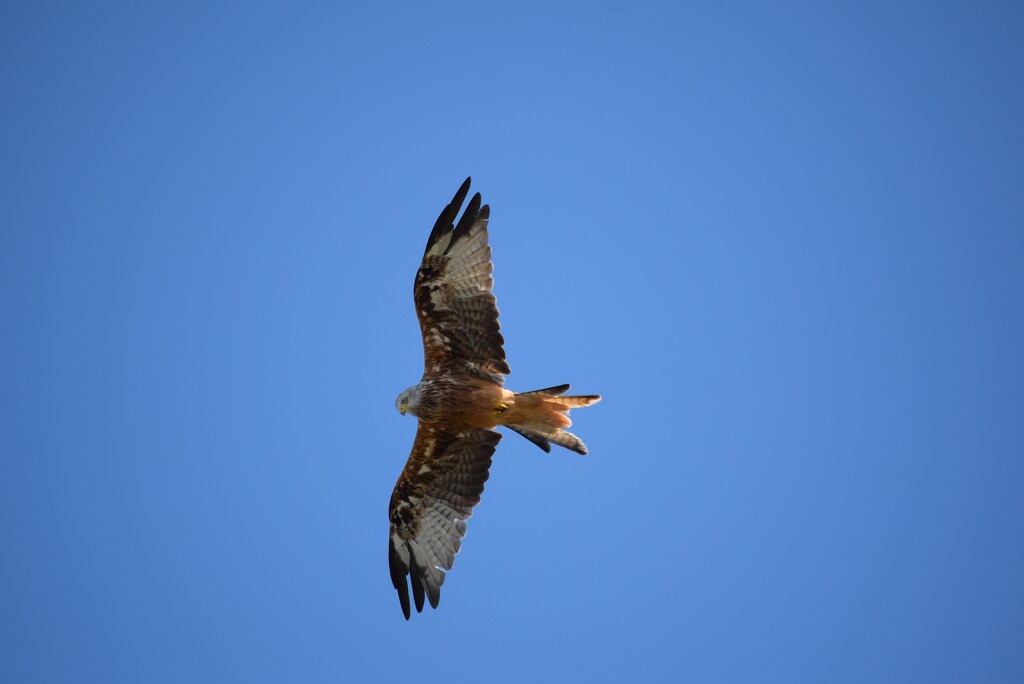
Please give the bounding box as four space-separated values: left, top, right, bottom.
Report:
399 406 407 415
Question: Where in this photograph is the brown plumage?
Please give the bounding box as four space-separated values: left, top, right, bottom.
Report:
388 178 601 620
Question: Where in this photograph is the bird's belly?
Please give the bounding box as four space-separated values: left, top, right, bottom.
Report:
418 377 507 429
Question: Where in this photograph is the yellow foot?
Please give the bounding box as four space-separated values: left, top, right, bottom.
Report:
493 403 508 417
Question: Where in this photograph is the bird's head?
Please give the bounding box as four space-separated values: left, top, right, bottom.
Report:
395 386 421 417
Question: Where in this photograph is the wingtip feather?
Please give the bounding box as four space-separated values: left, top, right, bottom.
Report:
423 178 473 257
450 192 482 249
389 536 413 619
410 568 426 613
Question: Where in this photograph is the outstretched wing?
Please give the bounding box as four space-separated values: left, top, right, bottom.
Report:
388 423 501 620
414 177 510 384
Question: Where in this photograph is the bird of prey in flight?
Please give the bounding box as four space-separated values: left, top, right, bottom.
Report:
388 177 600 619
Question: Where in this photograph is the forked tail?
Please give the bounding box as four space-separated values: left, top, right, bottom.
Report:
502 384 601 455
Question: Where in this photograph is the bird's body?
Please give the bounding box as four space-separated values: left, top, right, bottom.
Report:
387 178 600 619
397 375 505 428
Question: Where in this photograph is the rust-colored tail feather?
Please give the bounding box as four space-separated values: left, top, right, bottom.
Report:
503 384 601 455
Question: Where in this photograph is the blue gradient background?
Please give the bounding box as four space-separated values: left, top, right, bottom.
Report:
2 2 1023 682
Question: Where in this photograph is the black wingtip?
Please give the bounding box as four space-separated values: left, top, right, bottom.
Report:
397 580 411 620
410 569 426 614
389 538 413 620
454 192 482 235
423 178 473 257
451 177 471 213
445 192 483 257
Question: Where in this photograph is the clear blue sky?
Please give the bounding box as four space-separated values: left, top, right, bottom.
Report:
2 2 1023 682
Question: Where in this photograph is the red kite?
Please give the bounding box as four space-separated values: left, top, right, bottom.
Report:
388 178 600 619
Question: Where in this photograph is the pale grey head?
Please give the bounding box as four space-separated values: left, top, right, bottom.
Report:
395 385 422 417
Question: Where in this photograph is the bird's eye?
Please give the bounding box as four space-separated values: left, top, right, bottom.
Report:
401 397 408 405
